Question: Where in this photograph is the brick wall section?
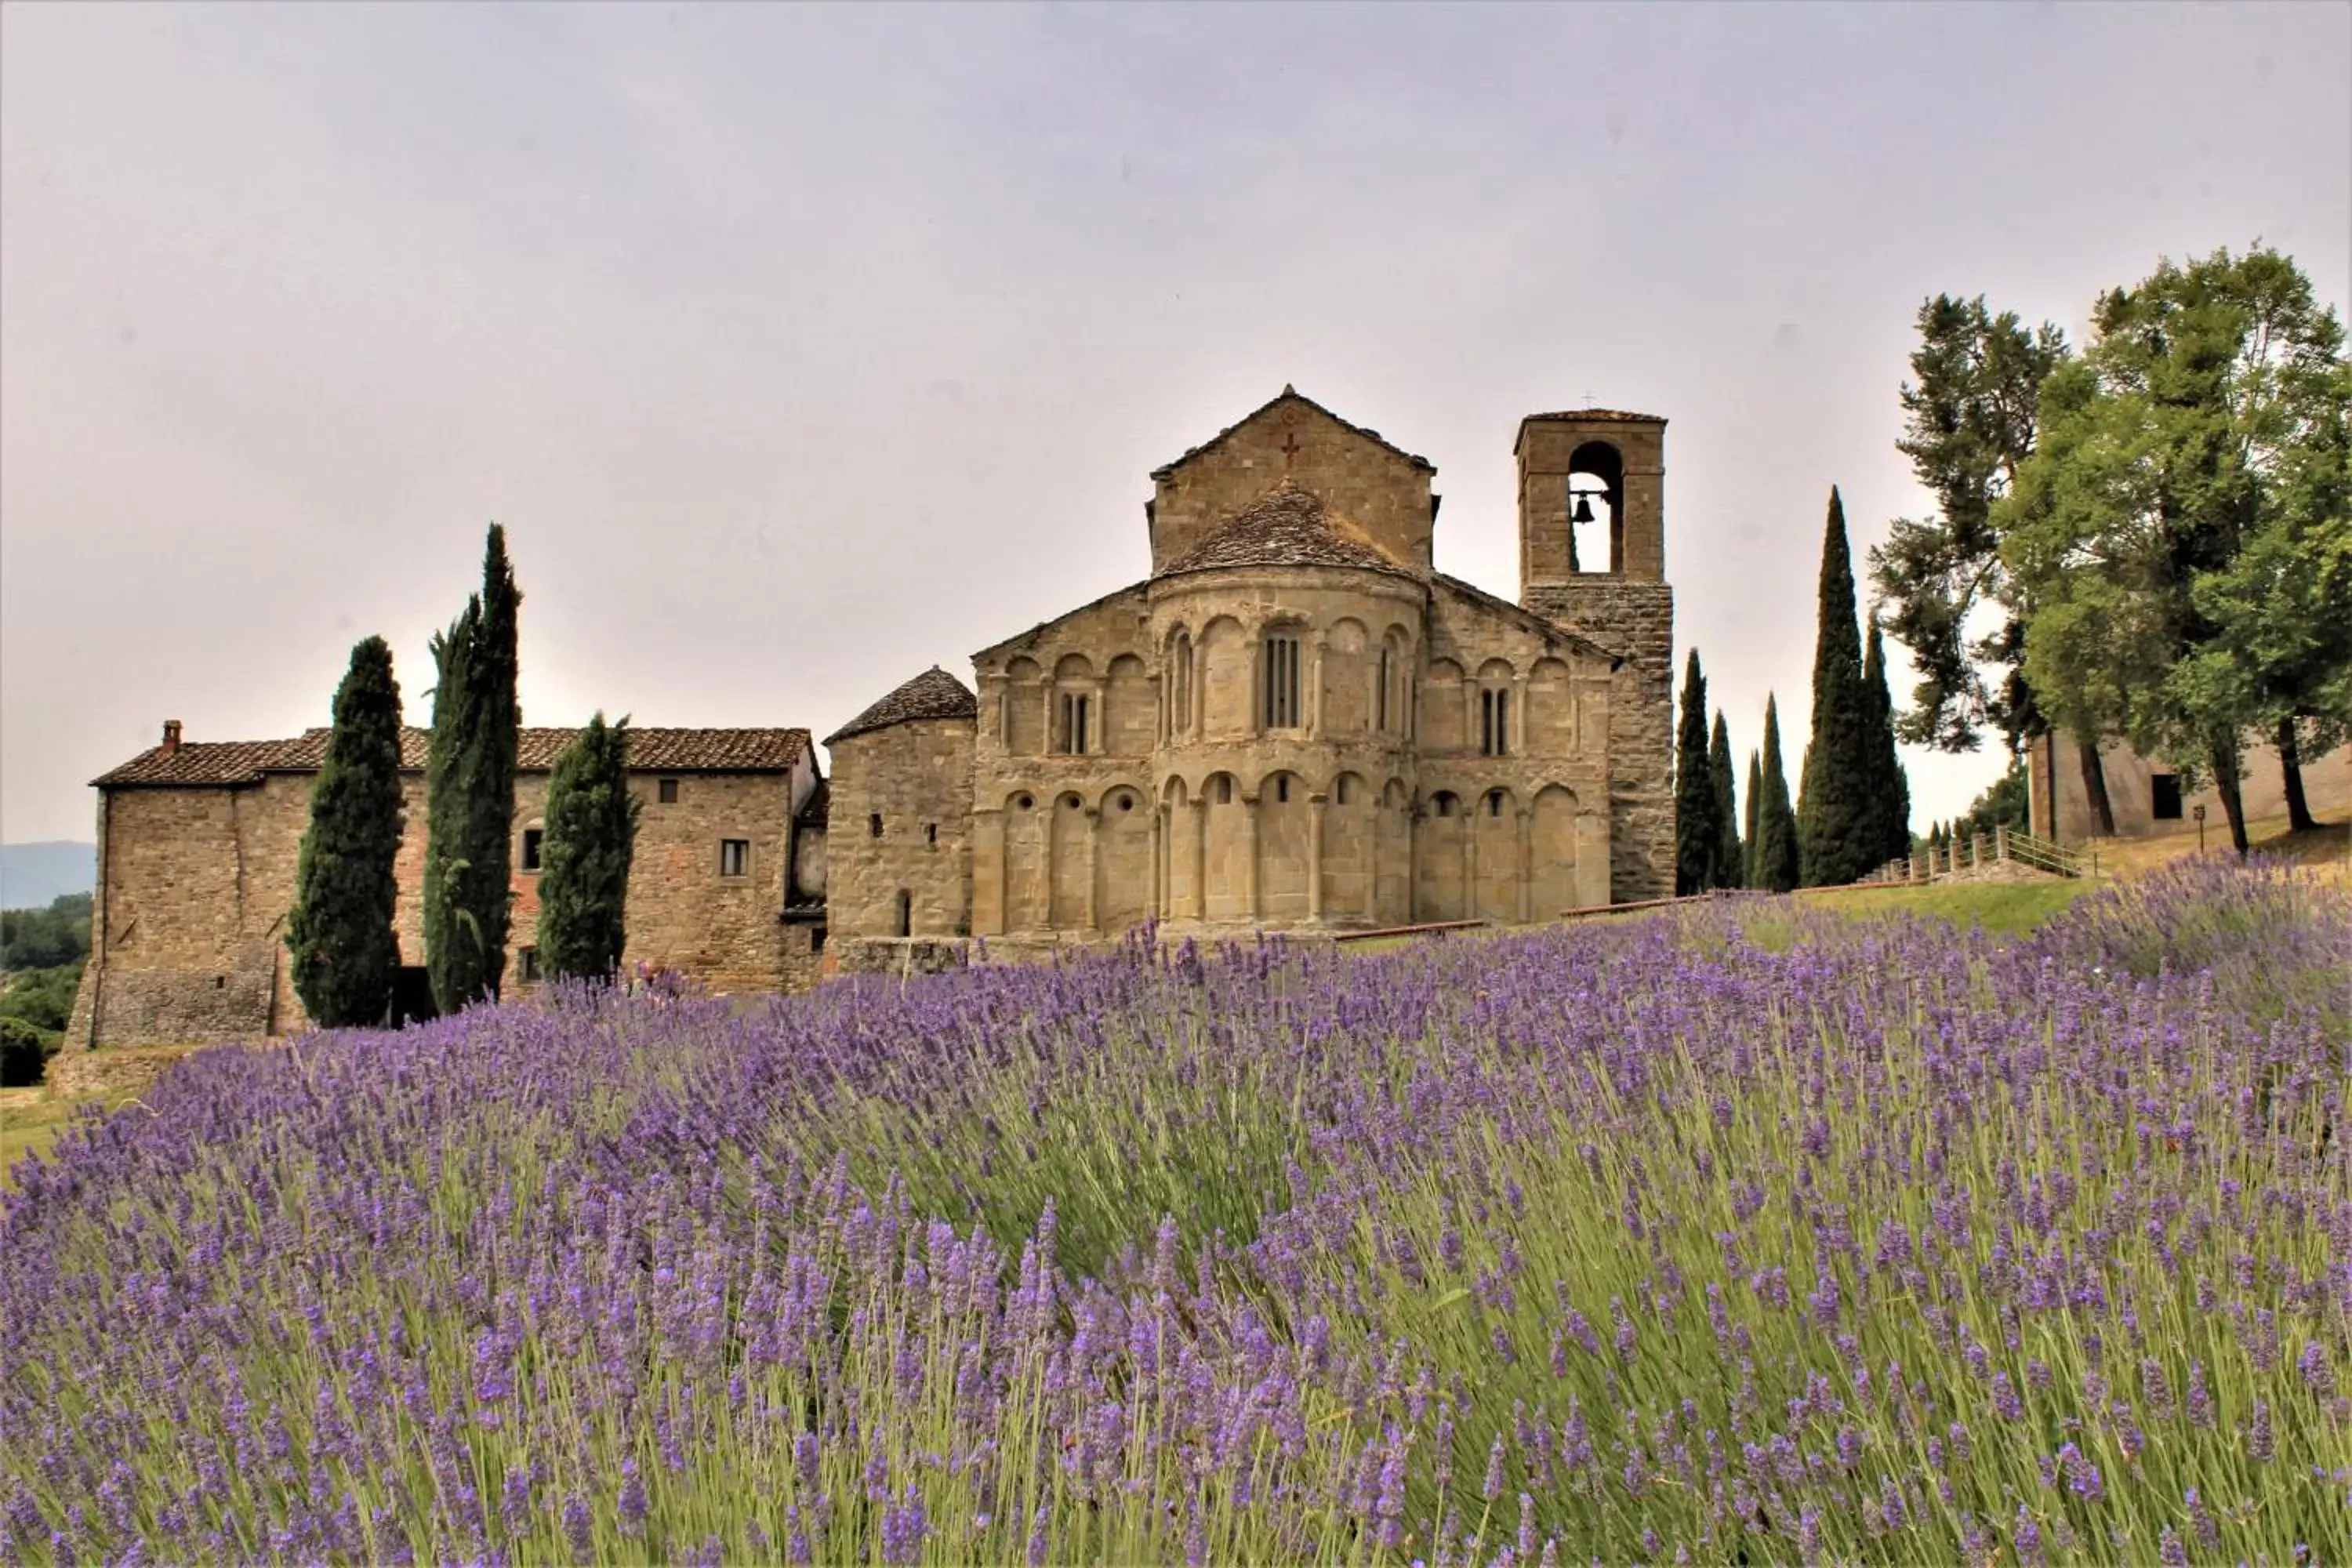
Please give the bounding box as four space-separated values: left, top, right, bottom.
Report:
826 719 976 941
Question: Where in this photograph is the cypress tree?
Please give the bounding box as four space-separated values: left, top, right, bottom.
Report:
287 637 406 1028
1755 695 1802 893
1797 488 1877 885
1744 749 1763 888
1708 712 1742 889
1674 649 1717 895
1861 615 1914 866
424 525 523 1013
536 713 641 983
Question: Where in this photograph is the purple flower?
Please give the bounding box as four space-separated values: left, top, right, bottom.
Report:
2300 1342 2336 1397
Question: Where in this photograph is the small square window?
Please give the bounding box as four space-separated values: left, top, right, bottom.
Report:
518 946 541 982
719 839 751 877
521 828 544 871
659 778 680 804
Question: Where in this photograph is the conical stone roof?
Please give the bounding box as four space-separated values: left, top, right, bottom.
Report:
823 666 978 746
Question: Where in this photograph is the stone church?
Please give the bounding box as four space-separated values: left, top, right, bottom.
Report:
72 388 1676 1045
823 389 1675 964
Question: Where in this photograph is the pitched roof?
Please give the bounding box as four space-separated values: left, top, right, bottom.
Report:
1151 386 1435 480
823 666 978 746
1431 573 1624 667
1157 481 1418 581
93 725 808 787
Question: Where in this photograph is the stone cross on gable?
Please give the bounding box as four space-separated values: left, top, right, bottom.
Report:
1279 429 1302 470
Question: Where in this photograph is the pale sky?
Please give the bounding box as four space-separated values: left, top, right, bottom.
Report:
4 2 2347 844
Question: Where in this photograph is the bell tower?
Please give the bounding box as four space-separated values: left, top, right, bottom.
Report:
1514 408 1676 901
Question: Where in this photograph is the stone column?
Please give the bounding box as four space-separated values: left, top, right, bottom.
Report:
1191 642 1208 737
1190 799 1209 921
1087 681 1107 756
1973 832 1987 869
1512 674 1530 757
984 673 1010 750
1406 806 1422 923
1307 636 1328 739
1996 823 2010 862
1515 805 1533 924
1463 810 1479 922
1036 807 1056 932
1082 806 1101 931
974 808 1006 935
1152 804 1167 917
1308 793 1327 921
1040 682 1057 757
1241 793 1261 922
1465 684 1480 756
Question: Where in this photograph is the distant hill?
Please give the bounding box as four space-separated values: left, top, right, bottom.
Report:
0 843 96 910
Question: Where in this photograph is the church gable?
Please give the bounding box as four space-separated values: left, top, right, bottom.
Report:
1148 387 1438 578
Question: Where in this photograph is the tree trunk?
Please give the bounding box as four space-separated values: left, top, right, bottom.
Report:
2075 733 2116 838
2277 715 2317 833
2211 735 2250 857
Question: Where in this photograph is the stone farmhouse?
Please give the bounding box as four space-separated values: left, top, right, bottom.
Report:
822 389 1675 969
73 388 1679 1042
2027 729 2350 844
71 724 825 1047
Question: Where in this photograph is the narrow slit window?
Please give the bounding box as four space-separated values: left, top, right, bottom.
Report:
925 822 938 844
895 891 913 938
1377 648 1392 731
1480 691 1510 757
521 828 544 871
517 946 540 982
1263 636 1301 729
869 812 884 838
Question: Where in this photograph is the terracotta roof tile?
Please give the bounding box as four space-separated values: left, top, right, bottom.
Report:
1151 386 1435 479
824 667 978 746
93 724 808 787
1158 481 1417 581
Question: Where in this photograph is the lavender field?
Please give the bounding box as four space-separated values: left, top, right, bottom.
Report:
3 861 2347 1566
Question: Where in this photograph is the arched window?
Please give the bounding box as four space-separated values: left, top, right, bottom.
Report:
1057 692 1091 755
1262 633 1301 729
1567 441 1624 573
1480 689 1511 756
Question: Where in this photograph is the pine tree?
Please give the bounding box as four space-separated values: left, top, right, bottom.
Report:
1674 649 1717 895
1743 750 1763 888
1754 695 1802 894
424 525 523 1013
1797 488 1878 885
287 637 406 1028
1708 712 1741 889
1861 616 1914 866
536 714 641 983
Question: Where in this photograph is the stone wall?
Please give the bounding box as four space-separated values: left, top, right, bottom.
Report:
78 760 809 1047
826 718 976 941
1523 579 1675 902
2042 730 2351 844
1149 394 1436 574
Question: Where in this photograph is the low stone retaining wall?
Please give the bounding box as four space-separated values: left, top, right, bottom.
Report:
45 1042 209 1102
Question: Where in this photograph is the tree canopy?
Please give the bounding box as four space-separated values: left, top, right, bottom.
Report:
2001 245 2349 855
1869 294 2069 757
287 636 407 1029
425 526 523 1011
535 713 641 984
